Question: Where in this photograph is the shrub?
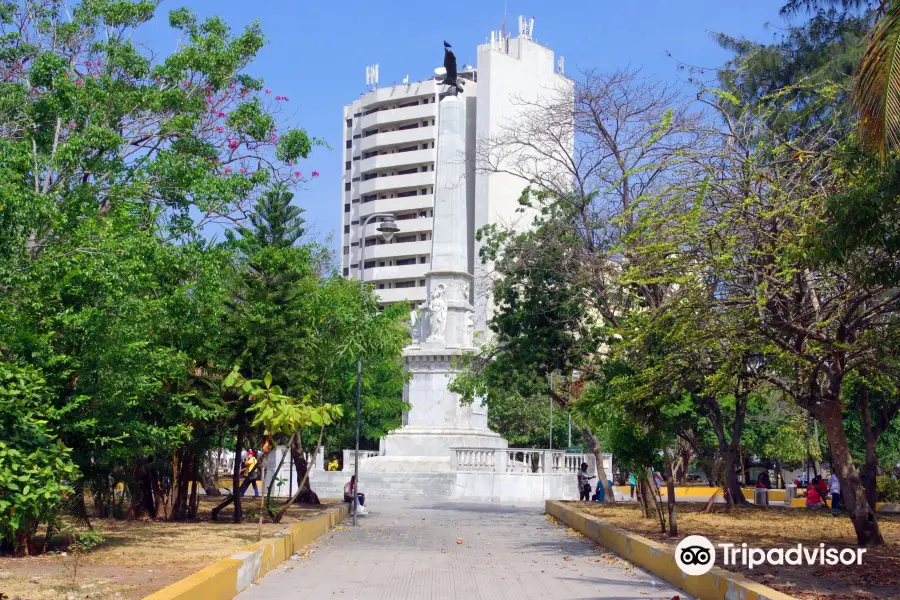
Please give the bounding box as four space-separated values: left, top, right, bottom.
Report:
876 475 900 503
0 362 78 553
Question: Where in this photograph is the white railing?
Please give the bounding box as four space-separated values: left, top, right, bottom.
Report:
453 448 497 472
451 447 603 475
505 449 544 473
342 449 381 472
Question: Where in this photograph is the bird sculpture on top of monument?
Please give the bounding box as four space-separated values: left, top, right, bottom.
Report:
441 41 464 96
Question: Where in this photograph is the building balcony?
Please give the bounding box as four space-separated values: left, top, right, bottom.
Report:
360 149 435 174
364 240 431 261
358 171 433 196
360 81 437 110
375 286 427 305
359 127 435 153
358 195 433 219
367 262 429 282
360 103 436 130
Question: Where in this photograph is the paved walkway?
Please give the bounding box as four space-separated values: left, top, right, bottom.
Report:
236 500 688 600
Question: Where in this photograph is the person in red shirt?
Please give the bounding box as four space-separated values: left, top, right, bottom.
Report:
806 482 824 509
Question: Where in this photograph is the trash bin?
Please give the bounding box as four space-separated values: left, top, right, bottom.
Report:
785 484 797 506
754 487 769 506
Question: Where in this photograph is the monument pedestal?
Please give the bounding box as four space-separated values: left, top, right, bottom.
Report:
362 93 507 475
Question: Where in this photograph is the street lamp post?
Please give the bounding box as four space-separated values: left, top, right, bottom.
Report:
353 212 398 526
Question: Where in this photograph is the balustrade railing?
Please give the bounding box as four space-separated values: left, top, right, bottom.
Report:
453 448 497 472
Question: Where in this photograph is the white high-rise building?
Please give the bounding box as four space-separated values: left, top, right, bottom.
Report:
340 20 572 330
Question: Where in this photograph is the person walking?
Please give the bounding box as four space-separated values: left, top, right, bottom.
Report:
242 450 259 497
828 471 841 516
629 472 636 498
577 462 595 501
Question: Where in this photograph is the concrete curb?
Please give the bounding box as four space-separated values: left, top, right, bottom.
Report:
143 503 350 600
545 500 796 600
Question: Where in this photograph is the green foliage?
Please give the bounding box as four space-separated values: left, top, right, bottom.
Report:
0 362 78 551
876 476 900 503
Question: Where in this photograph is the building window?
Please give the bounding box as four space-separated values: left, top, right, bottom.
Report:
364 128 378 137
418 211 427 217
350 263 358 269
419 233 427 241
352 197 360 204
397 213 416 221
396 257 416 266
395 235 417 243
397 190 417 198
344 225 350 234
345 182 351 191
364 151 378 159
346 118 352 128
353 155 360 161
362 194 377 203
353 134 361 139
343 246 349 255
423 98 429 104
345 161 351 170
377 283 385 289
419 279 426 286
353 112 361 117
398 100 419 108
344 203 350 213
343 267 349 276
379 261 386 267
363 173 378 181
395 280 416 289
398 122 419 131
397 167 417 175
419 256 427 263
351 220 359 225
365 238 377 247
345 140 352 149
420 166 428 172
364 261 376 269
399 145 418 153
352 177 360 182
421 144 428 150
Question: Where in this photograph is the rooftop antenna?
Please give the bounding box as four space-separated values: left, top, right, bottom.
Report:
365 64 379 90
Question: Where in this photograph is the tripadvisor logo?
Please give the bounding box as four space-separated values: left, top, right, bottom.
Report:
674 535 867 576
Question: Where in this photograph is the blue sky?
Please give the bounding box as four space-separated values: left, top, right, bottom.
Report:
146 0 790 252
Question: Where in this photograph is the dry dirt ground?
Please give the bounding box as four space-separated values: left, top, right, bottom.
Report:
0 496 339 600
568 501 900 600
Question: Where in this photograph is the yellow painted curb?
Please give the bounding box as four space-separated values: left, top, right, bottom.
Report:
545 501 796 600
143 503 350 600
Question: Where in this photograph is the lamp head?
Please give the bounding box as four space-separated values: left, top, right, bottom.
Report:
376 215 399 241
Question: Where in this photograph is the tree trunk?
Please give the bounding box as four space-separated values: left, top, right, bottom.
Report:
704 395 749 507
665 449 677 537
233 406 246 523
150 466 164 519
188 459 199 520
289 436 320 505
201 451 222 497
648 468 667 534
275 425 326 522
859 381 881 509
576 422 614 502
818 397 883 546
170 450 193 521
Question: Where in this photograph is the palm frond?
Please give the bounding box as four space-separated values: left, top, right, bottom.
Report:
855 0 900 160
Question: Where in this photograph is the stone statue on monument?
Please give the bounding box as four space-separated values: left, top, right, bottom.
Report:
409 301 429 343
426 283 447 341
441 41 464 96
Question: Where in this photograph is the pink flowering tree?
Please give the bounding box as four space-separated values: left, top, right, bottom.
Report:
0 0 321 241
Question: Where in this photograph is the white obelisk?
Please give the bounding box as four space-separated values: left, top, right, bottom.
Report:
363 93 507 473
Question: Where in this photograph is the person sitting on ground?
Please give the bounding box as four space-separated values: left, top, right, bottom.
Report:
813 475 829 508
577 463 595 501
806 479 825 509
591 478 614 502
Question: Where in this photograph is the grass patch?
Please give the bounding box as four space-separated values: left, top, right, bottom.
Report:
0 495 338 600
566 501 900 599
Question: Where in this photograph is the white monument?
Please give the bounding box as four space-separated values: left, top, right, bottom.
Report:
362 64 507 473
